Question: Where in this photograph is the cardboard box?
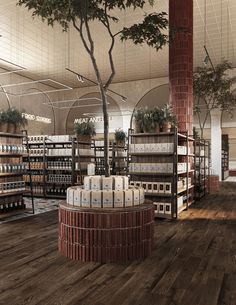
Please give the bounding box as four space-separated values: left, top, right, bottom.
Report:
91 191 102 208
158 203 165 214
164 182 172 194
152 183 159 193
133 189 140 205
159 183 165 194
74 189 82 206
114 190 124 208
147 182 153 193
81 190 91 207
102 177 113 190
165 203 172 215
124 189 133 207
102 190 113 208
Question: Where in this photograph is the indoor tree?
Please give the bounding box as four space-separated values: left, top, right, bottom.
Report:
194 60 236 138
18 0 169 176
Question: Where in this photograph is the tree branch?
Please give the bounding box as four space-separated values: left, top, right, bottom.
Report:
104 1 116 90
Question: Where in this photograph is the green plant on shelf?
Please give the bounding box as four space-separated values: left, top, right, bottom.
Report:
0 108 27 133
114 128 126 145
74 121 96 142
159 104 177 132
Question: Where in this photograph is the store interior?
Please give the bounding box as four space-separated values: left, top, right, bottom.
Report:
0 0 236 304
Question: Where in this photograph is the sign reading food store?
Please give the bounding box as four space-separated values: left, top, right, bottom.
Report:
22 113 52 124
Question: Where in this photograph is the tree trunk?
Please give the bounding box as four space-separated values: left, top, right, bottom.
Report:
99 85 110 177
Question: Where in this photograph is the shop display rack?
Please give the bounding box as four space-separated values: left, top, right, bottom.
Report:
128 128 195 219
0 130 34 215
222 134 229 180
194 138 210 200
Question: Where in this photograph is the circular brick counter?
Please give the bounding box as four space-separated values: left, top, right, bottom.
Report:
58 202 154 263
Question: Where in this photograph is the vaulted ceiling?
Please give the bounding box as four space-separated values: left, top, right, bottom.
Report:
0 0 235 89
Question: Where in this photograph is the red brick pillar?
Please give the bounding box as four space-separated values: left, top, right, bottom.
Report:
169 0 193 133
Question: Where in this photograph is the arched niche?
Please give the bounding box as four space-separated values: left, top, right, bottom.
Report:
19 88 55 135
130 84 169 128
66 92 122 135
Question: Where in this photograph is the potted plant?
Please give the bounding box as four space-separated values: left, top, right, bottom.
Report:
74 121 96 142
114 128 126 147
0 108 27 133
5 108 28 133
134 107 162 133
0 111 8 133
159 104 177 132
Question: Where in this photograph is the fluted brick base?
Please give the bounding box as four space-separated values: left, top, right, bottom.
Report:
58 202 154 263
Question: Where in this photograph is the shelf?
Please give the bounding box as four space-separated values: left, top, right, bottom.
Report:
47 155 72 158
0 132 24 138
130 132 175 137
178 185 194 194
178 204 187 213
46 181 71 185
47 168 72 171
0 190 29 198
0 172 25 177
45 194 66 199
145 192 172 197
78 155 95 158
25 181 44 185
129 152 173 156
0 153 24 157
128 172 173 176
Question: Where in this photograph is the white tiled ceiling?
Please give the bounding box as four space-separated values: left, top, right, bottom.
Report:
0 0 235 88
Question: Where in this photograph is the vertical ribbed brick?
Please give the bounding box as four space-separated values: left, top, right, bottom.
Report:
58 203 154 263
169 0 193 133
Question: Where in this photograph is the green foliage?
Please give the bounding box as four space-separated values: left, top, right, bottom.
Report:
17 0 169 51
0 110 8 124
74 121 96 137
0 108 28 127
159 104 177 126
194 60 236 136
114 128 126 142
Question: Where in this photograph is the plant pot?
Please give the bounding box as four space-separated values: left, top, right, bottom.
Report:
116 140 125 147
76 134 92 143
0 123 8 133
7 123 15 134
134 121 142 133
155 125 160 133
15 125 21 134
161 122 172 133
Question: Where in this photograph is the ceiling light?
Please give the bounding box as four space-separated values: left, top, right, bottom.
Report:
0 79 72 96
0 58 26 75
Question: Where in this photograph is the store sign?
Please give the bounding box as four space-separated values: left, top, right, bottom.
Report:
74 116 113 124
22 113 51 124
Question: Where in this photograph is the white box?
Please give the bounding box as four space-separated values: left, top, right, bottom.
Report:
141 182 147 192
81 190 91 207
133 189 140 205
84 176 91 190
124 189 133 207
165 203 172 215
91 176 101 190
123 177 129 190
114 190 124 208
139 188 145 203
129 181 135 187
158 203 165 214
160 143 168 152
147 182 153 193
74 189 82 206
177 196 183 208
91 191 102 208
102 177 113 190
102 191 113 208
164 182 172 194
144 143 151 153
134 163 141 173
114 176 123 190
159 183 165 194
67 188 74 205
168 143 174 153
152 183 159 193
135 181 142 188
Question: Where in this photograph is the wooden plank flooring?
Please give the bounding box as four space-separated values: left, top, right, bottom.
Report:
0 186 236 305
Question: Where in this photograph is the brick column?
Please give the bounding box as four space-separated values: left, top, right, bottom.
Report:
169 0 193 133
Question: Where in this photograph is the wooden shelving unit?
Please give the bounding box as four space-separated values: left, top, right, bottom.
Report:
222 134 229 180
0 131 34 215
128 129 195 219
23 136 95 198
194 138 210 200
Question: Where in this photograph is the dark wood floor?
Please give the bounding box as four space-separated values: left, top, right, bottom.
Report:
0 186 236 305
